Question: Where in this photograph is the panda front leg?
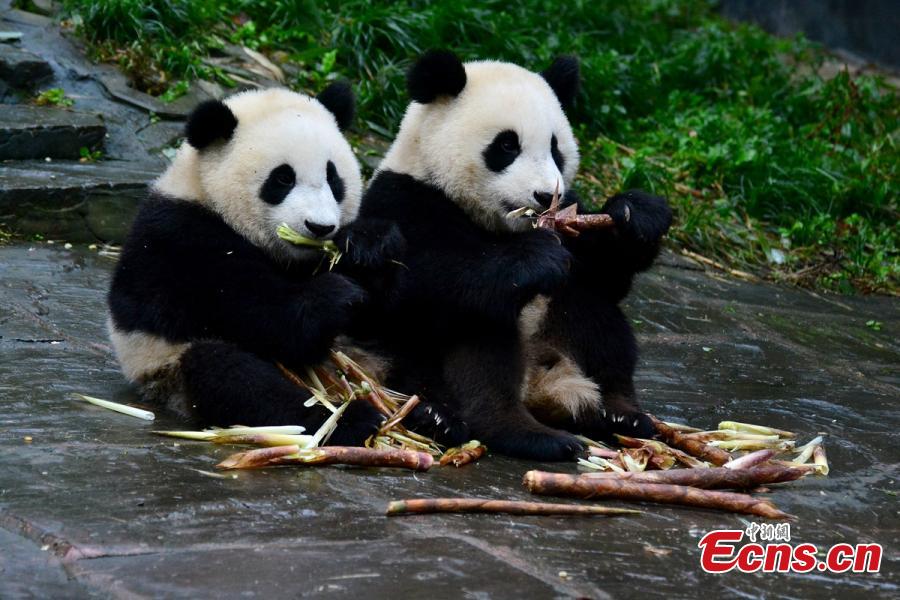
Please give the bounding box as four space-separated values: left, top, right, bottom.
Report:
537 285 656 442
442 335 585 461
178 340 384 445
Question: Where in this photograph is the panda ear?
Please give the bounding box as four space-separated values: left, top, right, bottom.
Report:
541 55 580 110
407 49 467 104
185 100 238 150
317 81 355 132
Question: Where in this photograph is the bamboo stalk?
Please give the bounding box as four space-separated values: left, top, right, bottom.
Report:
386 498 641 517
650 416 732 466
588 446 620 460
379 395 421 434
277 223 341 268
724 449 777 470
580 464 808 489
331 352 393 417
708 439 794 452
621 448 651 472
686 430 780 442
662 422 703 433
439 441 487 467
793 436 824 464
616 435 708 468
210 433 316 447
217 444 301 468
523 471 793 519
718 421 795 439
813 445 829 476
534 188 616 237
218 446 434 471
75 393 155 421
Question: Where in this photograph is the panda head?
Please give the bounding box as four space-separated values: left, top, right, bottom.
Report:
155 84 361 261
379 50 581 232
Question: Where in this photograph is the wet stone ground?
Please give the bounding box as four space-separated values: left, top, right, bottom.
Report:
0 244 897 599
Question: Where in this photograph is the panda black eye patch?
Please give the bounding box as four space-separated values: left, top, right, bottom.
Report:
551 134 565 172
483 130 521 173
260 164 296 205
326 160 345 203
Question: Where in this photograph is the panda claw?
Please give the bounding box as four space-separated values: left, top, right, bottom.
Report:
633 419 639 428
434 415 443 426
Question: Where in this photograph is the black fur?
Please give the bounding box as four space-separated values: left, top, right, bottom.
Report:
550 134 565 172
317 81 355 131
326 160 345 203
541 56 580 109
359 172 671 456
483 130 521 173
185 100 238 150
108 193 403 439
260 164 296 205
180 340 382 444
407 49 467 103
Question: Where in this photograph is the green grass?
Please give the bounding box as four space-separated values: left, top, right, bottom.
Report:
63 0 899 294
34 87 75 107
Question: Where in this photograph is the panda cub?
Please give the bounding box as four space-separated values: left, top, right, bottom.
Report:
107 85 404 444
361 51 672 460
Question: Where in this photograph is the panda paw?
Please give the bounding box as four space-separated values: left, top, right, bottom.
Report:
582 409 656 443
602 190 673 245
327 400 385 446
508 228 572 301
403 400 470 446
305 272 369 334
484 426 585 462
334 218 407 269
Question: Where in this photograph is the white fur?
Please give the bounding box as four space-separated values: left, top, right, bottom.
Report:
107 317 191 383
379 60 579 232
154 88 363 262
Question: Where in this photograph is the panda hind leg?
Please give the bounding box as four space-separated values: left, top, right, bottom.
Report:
178 340 383 445
538 295 656 442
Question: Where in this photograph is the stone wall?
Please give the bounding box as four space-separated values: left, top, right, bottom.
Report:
719 0 900 69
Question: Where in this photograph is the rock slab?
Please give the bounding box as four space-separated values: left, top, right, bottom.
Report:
0 104 106 159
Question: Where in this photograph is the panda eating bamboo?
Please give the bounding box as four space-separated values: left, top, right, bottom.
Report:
107 85 405 445
359 51 673 460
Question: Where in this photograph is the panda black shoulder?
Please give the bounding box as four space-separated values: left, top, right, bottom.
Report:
125 193 248 252
361 170 447 220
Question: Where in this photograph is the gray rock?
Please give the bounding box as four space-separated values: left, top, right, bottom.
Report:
0 159 159 242
0 43 52 90
0 104 105 159
0 246 897 598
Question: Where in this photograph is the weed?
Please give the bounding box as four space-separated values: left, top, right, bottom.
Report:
79 147 103 162
34 88 74 107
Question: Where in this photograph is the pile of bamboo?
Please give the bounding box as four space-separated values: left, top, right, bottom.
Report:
389 419 828 520
517 418 828 519
154 351 487 472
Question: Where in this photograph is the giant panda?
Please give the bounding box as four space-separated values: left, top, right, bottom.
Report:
360 51 673 460
107 85 405 445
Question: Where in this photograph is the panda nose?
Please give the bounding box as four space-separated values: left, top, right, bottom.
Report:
533 192 555 209
305 220 335 238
